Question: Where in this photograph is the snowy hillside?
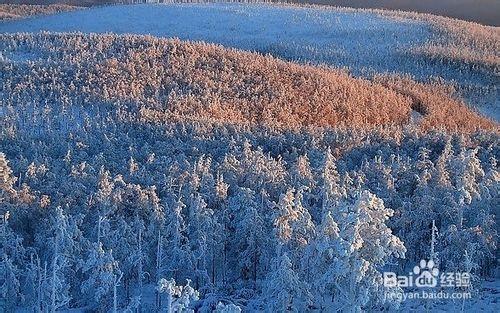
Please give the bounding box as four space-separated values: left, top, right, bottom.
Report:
0 3 498 119
0 2 498 313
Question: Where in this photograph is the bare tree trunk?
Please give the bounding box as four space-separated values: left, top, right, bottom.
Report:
156 229 162 311
223 239 227 285
36 258 43 313
113 272 123 313
253 250 257 289
195 259 200 290
3 256 10 312
50 236 59 313
137 227 143 311
211 245 216 288
166 291 172 313
42 262 47 313
125 277 129 300
97 215 102 244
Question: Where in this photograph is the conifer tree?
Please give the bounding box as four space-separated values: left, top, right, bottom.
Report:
45 206 76 313
230 188 267 287
262 252 312 312
163 197 192 281
311 191 406 310
0 152 16 198
0 211 24 312
81 242 121 310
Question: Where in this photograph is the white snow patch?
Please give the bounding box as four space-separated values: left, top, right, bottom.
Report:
409 109 424 125
0 3 430 76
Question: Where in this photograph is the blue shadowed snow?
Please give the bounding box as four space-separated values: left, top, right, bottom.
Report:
0 3 497 119
0 3 431 76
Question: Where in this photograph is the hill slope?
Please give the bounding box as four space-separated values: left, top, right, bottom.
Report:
0 8 499 313
0 33 495 132
1 3 497 120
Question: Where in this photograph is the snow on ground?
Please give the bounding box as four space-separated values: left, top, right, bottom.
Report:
0 2 430 74
13 280 498 312
0 3 497 119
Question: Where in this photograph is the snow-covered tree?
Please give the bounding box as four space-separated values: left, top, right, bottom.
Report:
320 148 345 215
81 242 122 310
229 187 267 287
188 193 215 291
0 211 24 311
273 189 299 245
0 152 17 198
262 252 312 312
291 154 314 189
310 191 406 311
158 278 200 313
454 148 485 208
94 167 115 245
214 302 242 313
44 206 77 312
162 197 192 281
290 187 315 250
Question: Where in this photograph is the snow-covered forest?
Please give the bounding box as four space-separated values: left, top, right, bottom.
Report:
0 2 498 312
1 2 498 118
1 107 498 311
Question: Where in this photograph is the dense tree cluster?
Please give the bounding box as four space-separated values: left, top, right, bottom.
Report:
0 4 78 20
0 33 495 133
1 1 498 119
0 28 498 312
0 109 498 310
